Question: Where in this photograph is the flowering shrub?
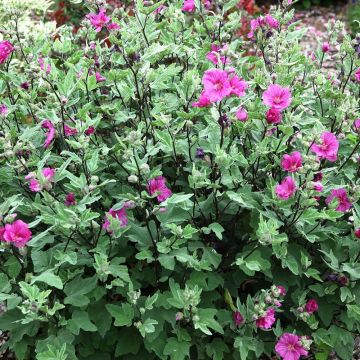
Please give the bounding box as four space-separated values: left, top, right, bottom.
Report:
0 0 360 359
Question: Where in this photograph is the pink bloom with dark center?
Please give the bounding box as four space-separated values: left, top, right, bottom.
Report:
64 124 78 136
311 132 339 162
103 206 129 232
38 58 51 74
266 108 282 125
42 120 56 148
265 14 279 29
313 182 323 192
2 220 32 248
202 69 231 102
95 72 106 82
256 308 276 329
229 75 248 97
192 91 211 108
355 69 360 83
263 84 292 110
0 41 14 64
233 311 244 326
322 42 330 53
182 0 195 12
325 188 352 212
87 8 110 32
281 151 302 173
275 176 297 200
147 176 172 203
275 333 308 360
65 192 76 206
236 107 248 122
305 299 318 314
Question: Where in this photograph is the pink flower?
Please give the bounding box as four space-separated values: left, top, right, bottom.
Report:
85 126 95 136
281 151 302 173
275 176 297 200
147 176 172 203
275 333 308 360
87 8 110 32
38 58 51 74
265 15 279 29
202 69 231 102
0 41 14 64
29 179 42 192
236 107 248 122
266 108 282 125
206 44 229 65
233 311 244 326
42 120 56 148
65 192 76 206
0 227 5 241
229 75 248 97
107 22 120 31
192 91 211 108
310 132 339 162
277 285 286 296
256 308 276 329
103 206 129 232
263 84 292 111
42 167 55 181
322 42 330 53
354 119 360 129
95 72 106 83
154 4 166 14
313 182 323 192
182 0 195 12
64 124 78 136
325 188 352 212
354 68 360 83
0 104 8 116
305 299 318 314
248 18 263 38
2 220 32 248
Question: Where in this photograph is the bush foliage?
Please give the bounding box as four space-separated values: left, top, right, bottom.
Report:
0 0 360 359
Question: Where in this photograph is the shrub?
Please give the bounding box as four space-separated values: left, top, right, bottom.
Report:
0 0 360 359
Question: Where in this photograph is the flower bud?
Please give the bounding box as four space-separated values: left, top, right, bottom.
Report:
128 175 138 183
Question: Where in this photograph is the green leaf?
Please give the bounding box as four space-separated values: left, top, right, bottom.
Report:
106 303 134 327
31 271 63 290
163 338 190 360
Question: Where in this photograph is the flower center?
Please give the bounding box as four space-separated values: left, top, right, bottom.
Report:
273 96 282 104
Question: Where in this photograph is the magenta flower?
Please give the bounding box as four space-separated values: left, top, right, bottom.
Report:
322 42 330 53
202 69 231 102
277 285 286 296
305 299 318 314
256 308 276 329
275 333 308 360
182 0 195 12
265 14 279 29
42 120 56 148
266 108 282 125
354 68 360 83
42 167 56 181
263 84 292 111
103 207 129 233
65 192 77 206
206 44 230 65
147 176 172 203
2 220 32 248
281 151 302 173
0 41 14 64
95 72 106 83
233 311 244 326
64 124 78 136
0 104 8 116
354 119 360 129
325 188 352 212
354 228 360 239
275 176 297 200
29 179 42 192
108 22 120 31
192 91 211 108
313 182 323 192
87 8 110 32
38 58 51 74
229 75 248 97
311 132 339 162
85 126 95 136
236 107 248 122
